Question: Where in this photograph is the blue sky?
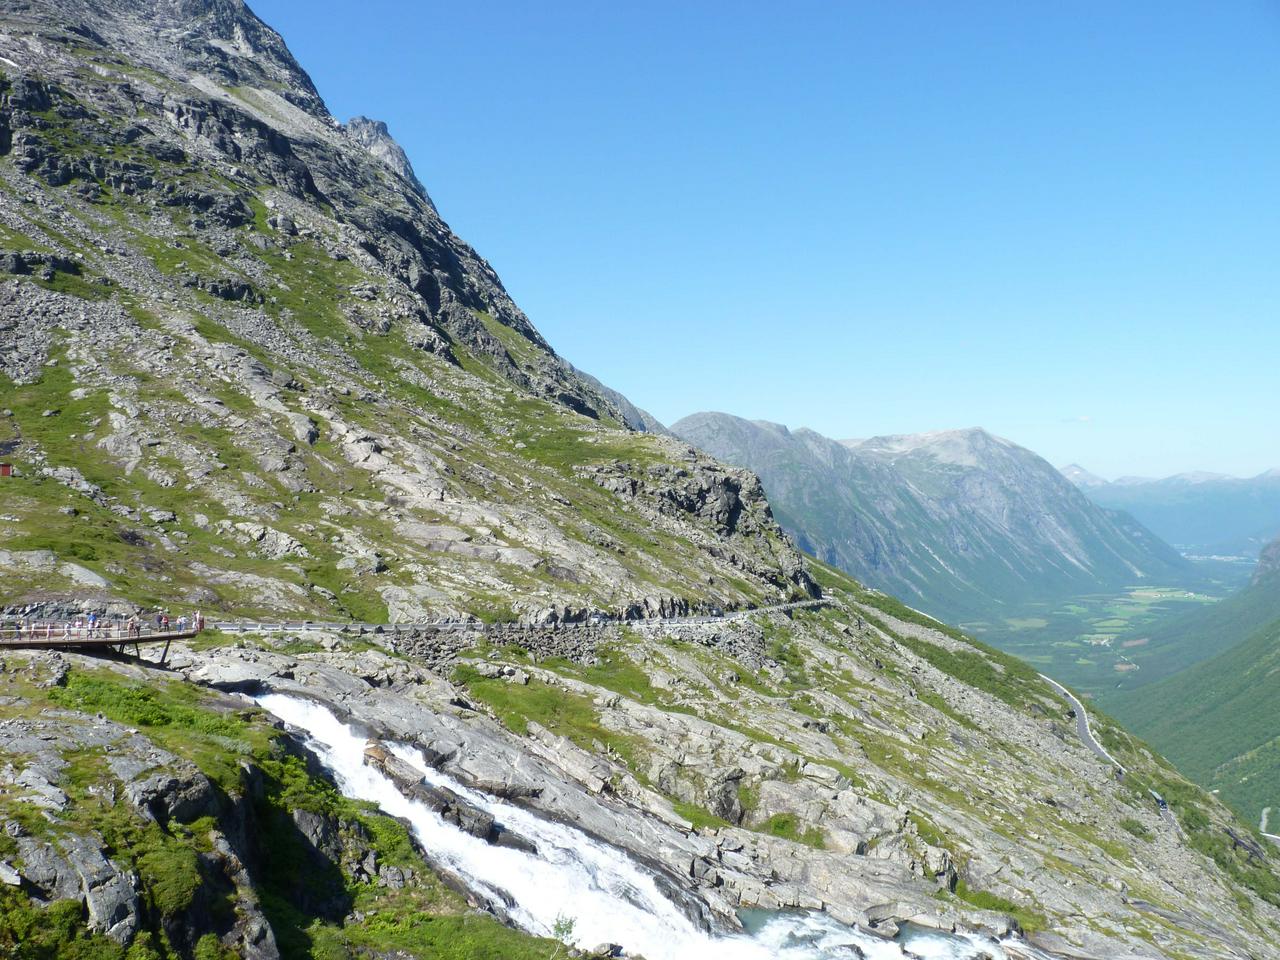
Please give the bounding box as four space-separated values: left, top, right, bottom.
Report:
252 0 1279 479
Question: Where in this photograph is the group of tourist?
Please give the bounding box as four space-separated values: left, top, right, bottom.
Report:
1 610 206 642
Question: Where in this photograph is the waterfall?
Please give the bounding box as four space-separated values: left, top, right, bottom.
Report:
255 693 1052 960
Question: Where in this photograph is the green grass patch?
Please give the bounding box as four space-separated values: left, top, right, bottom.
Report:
951 879 1046 932
759 813 825 848
909 811 950 850
671 800 733 831
51 670 265 792
453 665 647 775
31 269 112 301
0 890 128 960
343 909 559 960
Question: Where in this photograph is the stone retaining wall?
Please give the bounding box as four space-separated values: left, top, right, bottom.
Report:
379 615 773 674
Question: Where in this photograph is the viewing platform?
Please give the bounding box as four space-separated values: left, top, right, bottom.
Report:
0 620 201 662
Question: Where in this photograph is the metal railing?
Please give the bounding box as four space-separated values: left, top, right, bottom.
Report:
0 620 202 647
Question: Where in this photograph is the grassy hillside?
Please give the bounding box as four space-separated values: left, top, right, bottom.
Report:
1106 580 1280 823
1099 573 1280 694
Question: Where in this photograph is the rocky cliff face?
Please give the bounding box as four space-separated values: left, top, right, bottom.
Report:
672 415 1191 624
0 0 610 408
2 2 1280 959
1253 533 1280 586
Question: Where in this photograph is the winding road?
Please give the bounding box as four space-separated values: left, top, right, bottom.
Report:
1039 673 1183 833
1037 673 1126 775
1259 808 1280 846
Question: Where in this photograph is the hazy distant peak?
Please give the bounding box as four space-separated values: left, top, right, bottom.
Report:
1076 467 1280 557
856 426 1018 467
1059 463 1109 488
670 413 1188 626
1107 470 1276 488
670 412 794 445
757 419 798 435
1166 470 1237 484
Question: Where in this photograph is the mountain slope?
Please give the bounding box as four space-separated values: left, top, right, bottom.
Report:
0 0 814 622
672 414 1190 624
1067 469 1280 557
1106 536 1280 822
1 2 1280 958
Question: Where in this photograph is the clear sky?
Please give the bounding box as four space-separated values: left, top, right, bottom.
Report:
252 0 1279 479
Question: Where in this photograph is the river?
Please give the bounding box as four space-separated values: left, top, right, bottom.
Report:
255 693 1054 960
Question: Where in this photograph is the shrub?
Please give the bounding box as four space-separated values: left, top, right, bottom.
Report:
1119 818 1153 842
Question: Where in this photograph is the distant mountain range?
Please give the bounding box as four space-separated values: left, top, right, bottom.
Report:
1062 466 1280 558
672 414 1191 625
1106 534 1280 823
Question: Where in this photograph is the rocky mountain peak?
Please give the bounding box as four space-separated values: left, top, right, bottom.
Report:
0 0 797 628
857 426 1016 468
11 0 328 119
0 0 651 422
345 116 436 211
675 412 792 442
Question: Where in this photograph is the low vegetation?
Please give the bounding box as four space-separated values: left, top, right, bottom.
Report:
949 879 1047 934
1119 818 1153 842
453 663 649 775
758 813 825 848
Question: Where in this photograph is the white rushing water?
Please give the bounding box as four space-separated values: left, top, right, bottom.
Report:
255 694 1050 960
